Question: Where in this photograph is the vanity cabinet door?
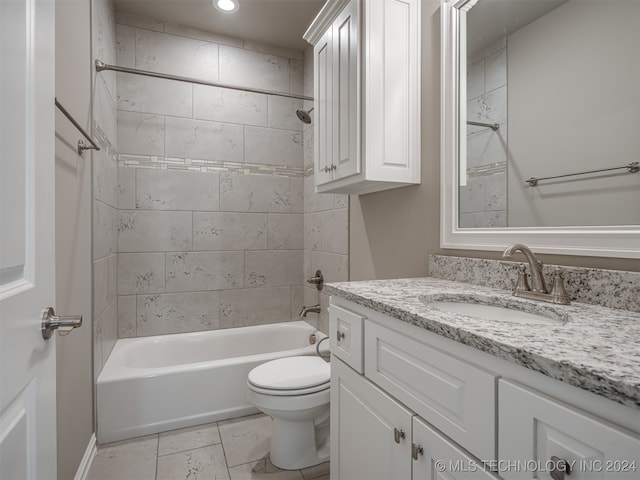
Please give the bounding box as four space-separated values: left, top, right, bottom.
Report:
364 320 497 462
331 356 413 480
499 379 640 480
412 416 499 480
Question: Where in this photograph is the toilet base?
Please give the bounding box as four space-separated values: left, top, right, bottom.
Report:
269 415 330 470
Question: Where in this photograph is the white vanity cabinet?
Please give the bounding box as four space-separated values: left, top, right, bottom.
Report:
329 299 499 479
499 380 640 480
304 0 421 195
329 297 640 480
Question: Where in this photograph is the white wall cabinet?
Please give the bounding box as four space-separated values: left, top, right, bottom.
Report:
305 0 421 195
329 296 640 480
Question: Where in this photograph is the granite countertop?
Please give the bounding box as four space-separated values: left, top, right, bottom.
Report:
325 277 640 408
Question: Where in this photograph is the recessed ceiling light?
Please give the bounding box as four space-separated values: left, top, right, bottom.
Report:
213 0 239 13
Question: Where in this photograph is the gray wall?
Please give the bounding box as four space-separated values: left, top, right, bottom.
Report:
350 0 639 282
55 0 94 477
507 0 640 227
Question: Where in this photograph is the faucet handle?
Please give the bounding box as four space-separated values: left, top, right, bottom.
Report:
550 268 571 305
514 263 530 292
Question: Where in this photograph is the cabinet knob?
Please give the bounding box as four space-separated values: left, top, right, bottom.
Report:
336 330 345 341
393 427 405 444
331 164 337 171
411 443 424 460
550 456 572 480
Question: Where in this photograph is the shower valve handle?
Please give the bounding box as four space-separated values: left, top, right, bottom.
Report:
306 270 324 290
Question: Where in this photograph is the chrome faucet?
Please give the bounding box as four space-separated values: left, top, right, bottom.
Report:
299 304 321 317
503 244 570 305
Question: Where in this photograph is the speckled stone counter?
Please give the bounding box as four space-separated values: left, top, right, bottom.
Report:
325 277 640 408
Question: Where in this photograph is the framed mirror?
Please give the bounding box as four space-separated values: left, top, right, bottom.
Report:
441 0 640 258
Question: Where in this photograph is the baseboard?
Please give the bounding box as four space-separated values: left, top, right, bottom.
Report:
73 433 96 480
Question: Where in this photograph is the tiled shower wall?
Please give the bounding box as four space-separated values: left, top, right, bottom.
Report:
113 15 309 338
92 0 119 376
460 38 508 228
301 47 349 335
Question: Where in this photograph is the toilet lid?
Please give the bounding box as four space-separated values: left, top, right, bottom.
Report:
248 356 330 390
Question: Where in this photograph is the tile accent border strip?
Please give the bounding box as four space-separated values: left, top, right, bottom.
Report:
118 154 313 178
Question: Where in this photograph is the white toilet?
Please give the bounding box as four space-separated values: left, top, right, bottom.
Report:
247 356 330 470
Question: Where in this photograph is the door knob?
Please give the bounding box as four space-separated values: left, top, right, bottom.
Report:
41 307 82 339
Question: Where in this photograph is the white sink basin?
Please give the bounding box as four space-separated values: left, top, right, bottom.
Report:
421 294 568 325
428 301 561 325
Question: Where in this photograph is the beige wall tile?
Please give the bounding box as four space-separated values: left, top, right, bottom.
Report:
244 126 303 168
117 74 193 117
193 85 268 127
220 173 292 213
245 250 302 288
93 200 117 259
136 169 219 211
136 29 218 81
117 295 137 338
117 111 165 156
267 214 303 250
117 252 165 294
165 116 243 162
118 210 192 252
137 291 220 336
220 287 291 328
219 45 291 94
193 212 268 251
166 251 244 292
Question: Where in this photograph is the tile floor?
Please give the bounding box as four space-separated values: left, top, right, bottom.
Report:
87 413 330 480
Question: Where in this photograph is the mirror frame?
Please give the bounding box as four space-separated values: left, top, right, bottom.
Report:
440 0 639 259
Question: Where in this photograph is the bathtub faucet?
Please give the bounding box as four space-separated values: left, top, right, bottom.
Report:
299 304 321 317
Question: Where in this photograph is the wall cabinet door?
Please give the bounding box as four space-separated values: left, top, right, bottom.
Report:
332 0 359 181
331 356 413 480
413 416 499 480
314 27 334 186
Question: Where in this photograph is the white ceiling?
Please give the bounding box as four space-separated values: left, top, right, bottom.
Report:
114 0 326 52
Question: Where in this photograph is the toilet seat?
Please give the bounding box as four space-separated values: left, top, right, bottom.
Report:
248 356 330 396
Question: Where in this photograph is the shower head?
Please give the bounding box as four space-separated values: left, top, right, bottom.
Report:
296 107 314 124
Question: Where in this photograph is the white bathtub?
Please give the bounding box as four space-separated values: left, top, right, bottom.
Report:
96 321 326 444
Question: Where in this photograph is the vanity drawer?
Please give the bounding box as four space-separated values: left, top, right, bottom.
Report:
499 379 640 480
329 304 365 373
364 320 497 462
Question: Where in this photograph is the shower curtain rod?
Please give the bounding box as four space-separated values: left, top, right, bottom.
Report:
95 60 314 102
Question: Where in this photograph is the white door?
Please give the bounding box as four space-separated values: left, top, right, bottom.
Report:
0 0 57 478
